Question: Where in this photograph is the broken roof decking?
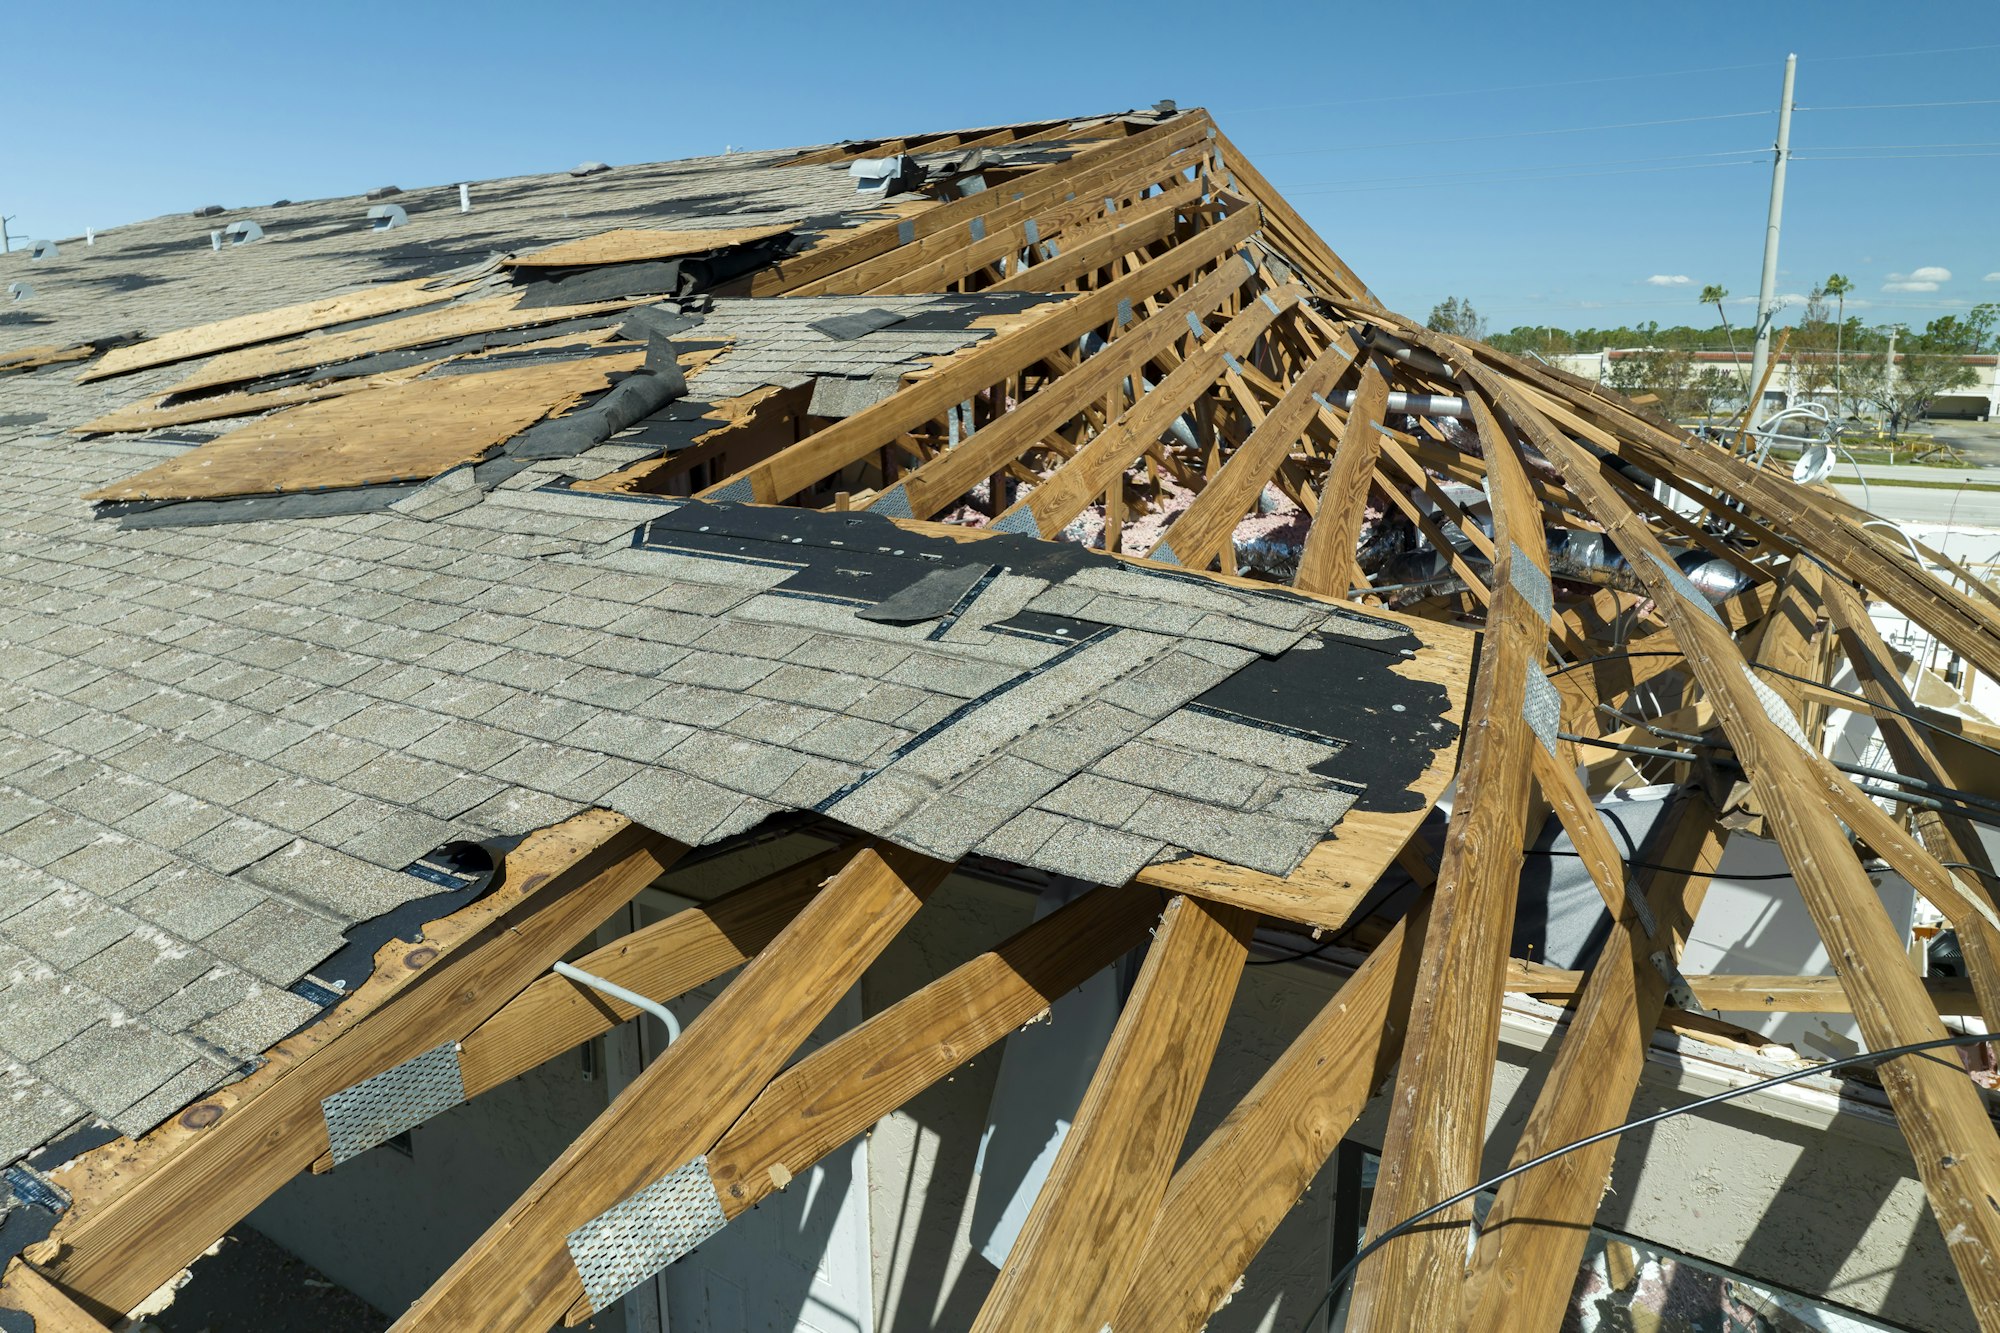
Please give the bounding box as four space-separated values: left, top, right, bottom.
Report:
6 102 2000 1333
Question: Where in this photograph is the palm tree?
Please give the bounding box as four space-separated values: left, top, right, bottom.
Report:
1824 273 1853 409
1700 284 1745 398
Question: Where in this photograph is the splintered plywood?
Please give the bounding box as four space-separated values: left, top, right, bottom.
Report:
87 352 644 503
165 292 640 396
503 224 797 269
81 277 457 382
76 326 633 435
1 344 93 374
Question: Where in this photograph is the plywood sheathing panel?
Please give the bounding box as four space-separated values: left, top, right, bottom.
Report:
80 277 459 382
73 325 640 435
85 352 644 502
162 292 639 396
502 225 798 269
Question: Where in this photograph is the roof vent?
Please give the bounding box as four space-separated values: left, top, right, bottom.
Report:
272 198 293 207
367 185 403 200
367 204 408 231
6 282 32 302
223 220 263 245
1153 99 1178 114
850 154 923 198
570 161 611 177
192 204 224 218
28 240 57 260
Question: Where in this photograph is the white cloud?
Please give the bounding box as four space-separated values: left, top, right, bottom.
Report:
1885 265 1952 292
1986 272 2000 282
1645 274 1692 287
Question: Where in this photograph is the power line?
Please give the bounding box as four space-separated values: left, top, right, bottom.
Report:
1805 40 2000 62
1288 158 1765 198
1283 147 1767 193
1791 151 2000 163
1280 147 1768 188
1259 110 1771 158
1799 97 2000 111
1220 61 1771 115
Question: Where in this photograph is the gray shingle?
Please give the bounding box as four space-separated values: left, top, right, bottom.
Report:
201 899 349 985
127 863 264 941
36 1020 198 1122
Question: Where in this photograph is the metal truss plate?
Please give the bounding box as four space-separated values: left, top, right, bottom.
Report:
1508 544 1552 624
1522 663 1561 756
320 1041 464 1165
567 1155 728 1313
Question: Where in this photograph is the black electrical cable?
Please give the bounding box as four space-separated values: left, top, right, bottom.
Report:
1746 662 2000 764
1299 1032 1996 1330
1548 649 2000 767
1524 848 1803 882
1544 650 1683 679
1558 731 2000 825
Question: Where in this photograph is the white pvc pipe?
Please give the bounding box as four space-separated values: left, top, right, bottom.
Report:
459 183 472 213
552 960 682 1044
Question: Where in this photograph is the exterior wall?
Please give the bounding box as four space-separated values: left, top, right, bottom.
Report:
250 1042 608 1319
248 840 1970 1332
1551 350 2000 420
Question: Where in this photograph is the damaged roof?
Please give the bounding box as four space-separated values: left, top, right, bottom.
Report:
7 102 2000 1333
0 108 1465 1167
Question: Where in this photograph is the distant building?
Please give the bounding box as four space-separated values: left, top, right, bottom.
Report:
1552 348 2000 421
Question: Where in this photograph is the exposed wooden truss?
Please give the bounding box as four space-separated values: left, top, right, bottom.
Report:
18 104 2000 1333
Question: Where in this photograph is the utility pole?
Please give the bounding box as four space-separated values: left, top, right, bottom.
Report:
1747 53 1797 424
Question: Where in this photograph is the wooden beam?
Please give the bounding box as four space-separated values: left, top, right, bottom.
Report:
1462 794 1729 1333
971 894 1254 1332
1146 330 1355 569
1472 364 2000 1326
998 284 1304 538
0 1261 107 1332
1111 904 1427 1331
392 844 949 1331
1345 382 1551 1332
702 880 1159 1222
709 207 1261 505
1296 358 1390 595
870 237 1259 521
1506 959 1981 1016
451 840 855 1099
33 812 684 1319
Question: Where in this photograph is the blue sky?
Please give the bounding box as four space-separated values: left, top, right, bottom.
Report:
6 0 1996 333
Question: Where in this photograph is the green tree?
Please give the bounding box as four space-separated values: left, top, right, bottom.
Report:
1823 272 1854 399
1699 284 1744 387
1846 311 1987 439
1607 346 1703 418
1790 288 1839 405
1426 296 1487 341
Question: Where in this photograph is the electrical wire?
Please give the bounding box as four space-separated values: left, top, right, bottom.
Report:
1525 848 1803 882
1258 110 1771 158
1282 147 1766 192
1300 1032 1997 1330
1792 151 2000 164
1290 159 1771 198
1540 652 2000 768
1744 662 2000 763
1219 62 1772 115
1799 97 2000 111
